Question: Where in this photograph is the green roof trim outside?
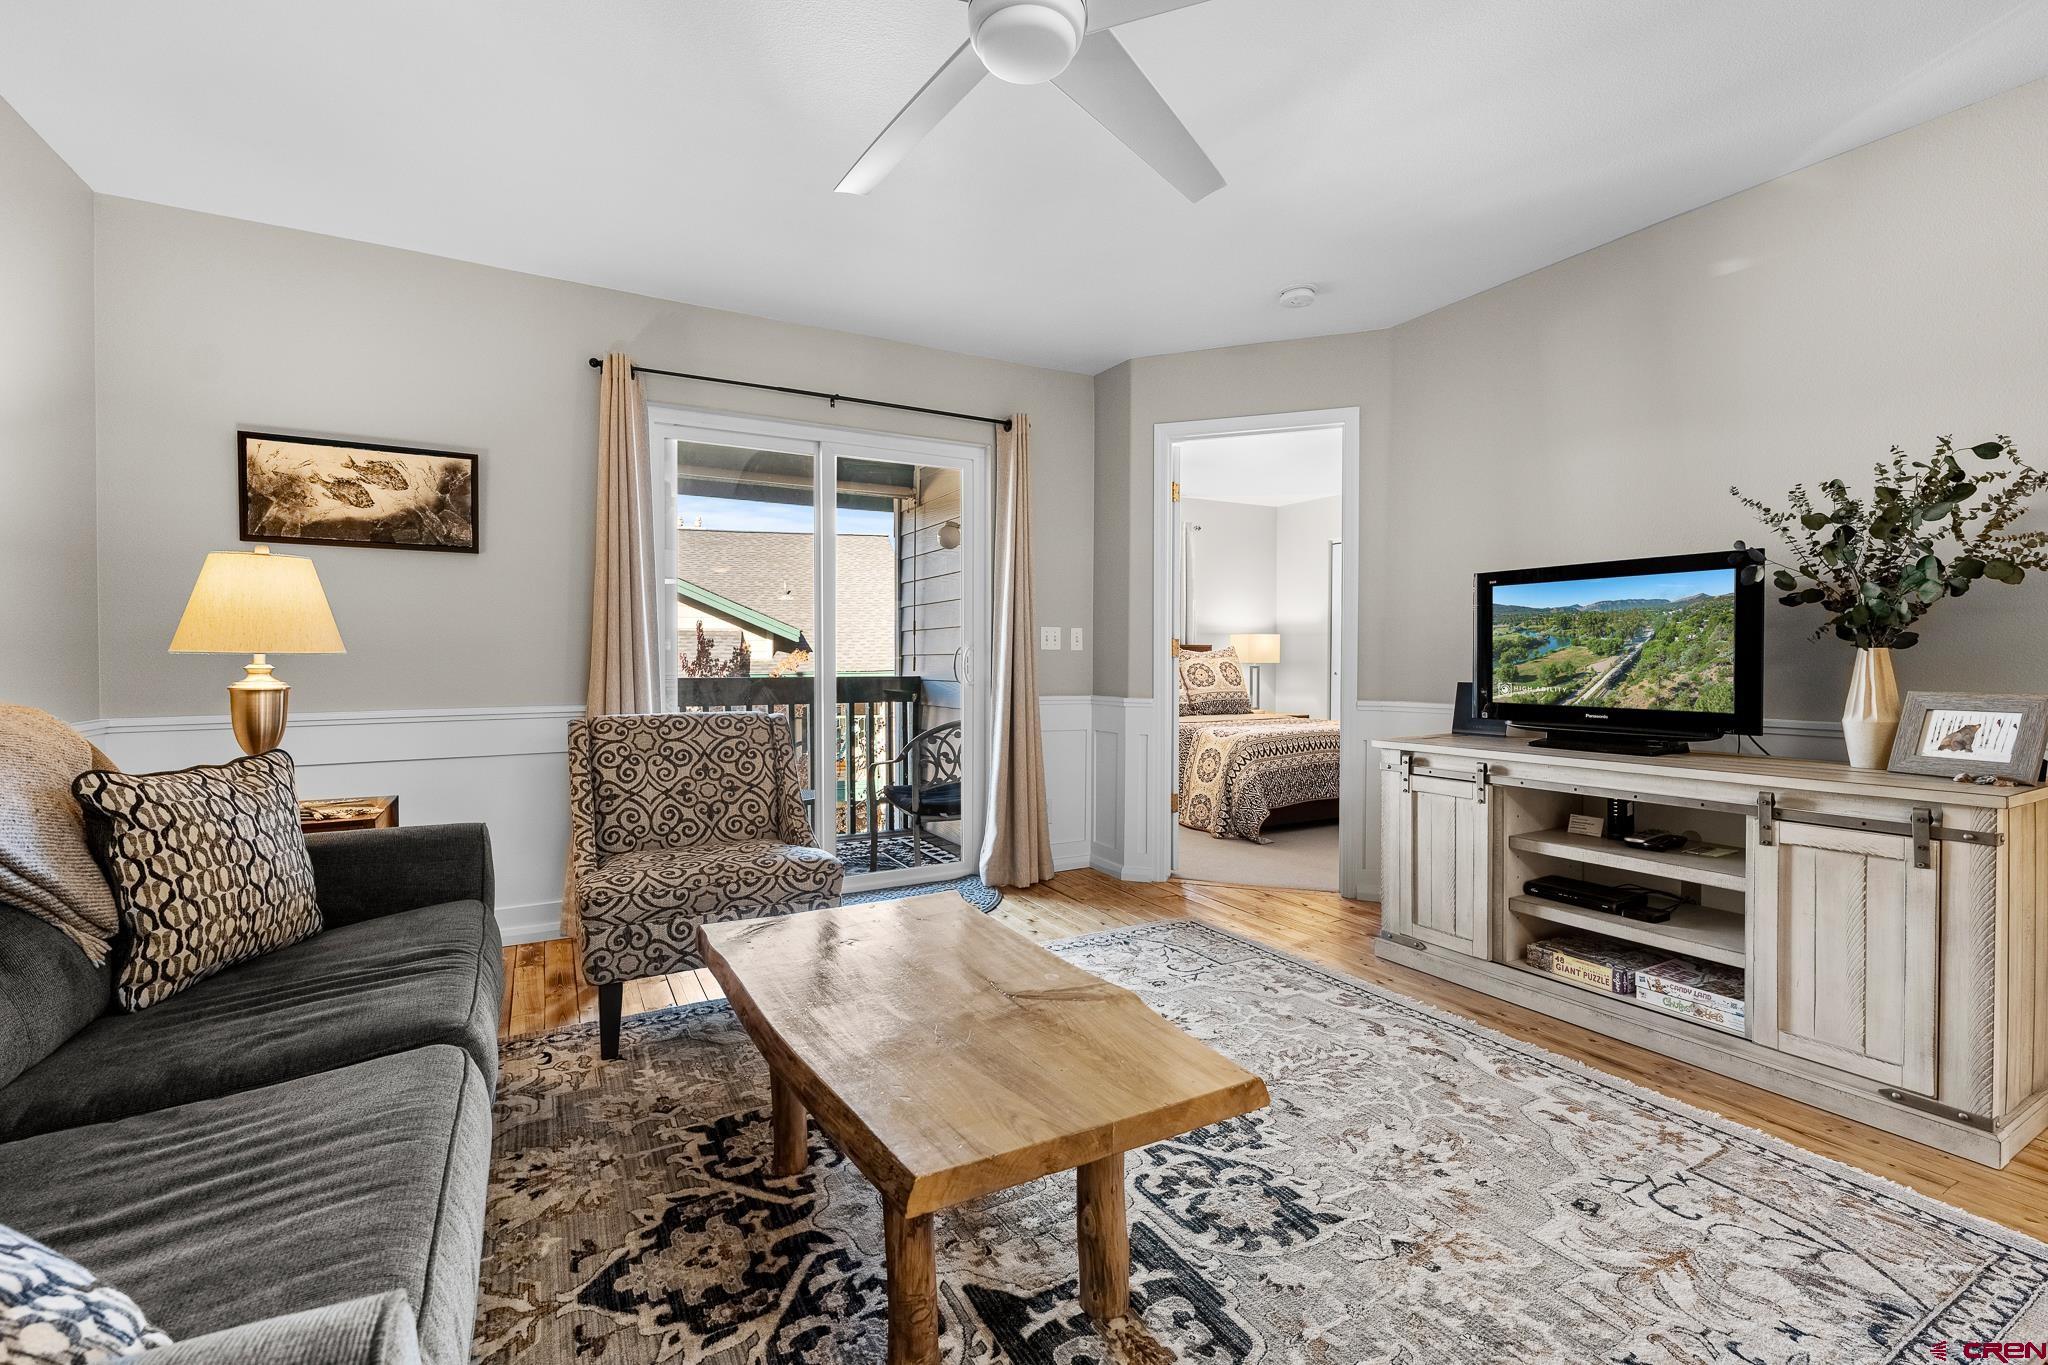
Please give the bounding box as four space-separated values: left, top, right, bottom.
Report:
675 578 804 648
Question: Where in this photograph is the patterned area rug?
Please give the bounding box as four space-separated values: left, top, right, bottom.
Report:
840 874 1002 912
479 921 2048 1363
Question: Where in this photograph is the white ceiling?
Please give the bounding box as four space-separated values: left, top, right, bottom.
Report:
1177 427 1342 506
4 2 2046 374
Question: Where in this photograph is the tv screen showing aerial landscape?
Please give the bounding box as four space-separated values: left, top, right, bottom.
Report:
1488 567 1739 714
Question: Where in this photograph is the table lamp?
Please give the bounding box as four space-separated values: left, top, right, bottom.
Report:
170 545 345 754
1229 633 1281 709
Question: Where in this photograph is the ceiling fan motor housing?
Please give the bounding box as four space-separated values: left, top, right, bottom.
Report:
968 0 1088 84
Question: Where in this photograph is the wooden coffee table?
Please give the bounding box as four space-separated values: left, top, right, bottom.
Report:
701 893 1269 1365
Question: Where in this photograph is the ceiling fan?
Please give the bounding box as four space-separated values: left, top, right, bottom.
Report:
836 0 1224 202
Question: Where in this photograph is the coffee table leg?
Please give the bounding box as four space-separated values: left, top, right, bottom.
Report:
884 1204 940 1365
770 1074 808 1177
1076 1152 1130 1324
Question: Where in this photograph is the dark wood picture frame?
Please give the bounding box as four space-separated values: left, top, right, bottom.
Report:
237 430 480 554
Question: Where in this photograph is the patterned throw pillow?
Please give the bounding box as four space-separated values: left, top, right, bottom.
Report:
72 749 321 1012
0 1222 170 1363
1177 646 1253 715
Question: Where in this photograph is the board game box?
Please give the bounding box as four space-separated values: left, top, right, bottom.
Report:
1524 933 1668 995
1636 986 1746 1033
1635 957 1746 1015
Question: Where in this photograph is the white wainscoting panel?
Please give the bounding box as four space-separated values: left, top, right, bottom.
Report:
1037 696 1095 873
87 697 1113 944
86 697 1848 929
1086 698 1162 880
88 706 582 945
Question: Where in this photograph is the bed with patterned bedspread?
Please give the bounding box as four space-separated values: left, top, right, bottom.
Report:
1176 712 1342 841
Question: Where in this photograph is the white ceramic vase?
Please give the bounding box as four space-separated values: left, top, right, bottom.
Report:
1842 647 1901 769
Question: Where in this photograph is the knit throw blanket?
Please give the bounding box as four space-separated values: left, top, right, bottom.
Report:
0 705 120 963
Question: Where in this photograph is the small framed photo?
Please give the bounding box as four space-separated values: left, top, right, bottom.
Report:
1887 692 2048 784
239 430 478 553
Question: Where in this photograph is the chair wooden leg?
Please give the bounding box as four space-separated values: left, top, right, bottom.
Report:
598 981 624 1060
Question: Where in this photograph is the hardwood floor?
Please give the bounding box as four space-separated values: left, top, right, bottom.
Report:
501 867 2048 1240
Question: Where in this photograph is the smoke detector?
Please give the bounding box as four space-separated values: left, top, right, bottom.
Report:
1277 286 1317 309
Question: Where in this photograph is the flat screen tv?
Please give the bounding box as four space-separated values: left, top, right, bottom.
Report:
1474 549 1763 753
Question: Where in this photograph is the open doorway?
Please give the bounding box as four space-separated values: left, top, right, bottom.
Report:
1151 409 1363 897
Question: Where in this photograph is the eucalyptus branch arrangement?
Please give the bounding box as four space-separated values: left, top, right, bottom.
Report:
1732 436 2048 650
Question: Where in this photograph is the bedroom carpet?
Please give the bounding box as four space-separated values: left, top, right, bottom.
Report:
477 920 2048 1362
1175 818 1340 890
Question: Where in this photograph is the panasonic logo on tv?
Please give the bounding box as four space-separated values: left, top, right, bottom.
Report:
1585 713 1609 721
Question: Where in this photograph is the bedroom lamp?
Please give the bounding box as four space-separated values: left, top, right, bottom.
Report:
1229 633 1282 709
170 545 345 755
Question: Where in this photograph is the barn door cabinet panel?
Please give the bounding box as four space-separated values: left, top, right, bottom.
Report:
1373 734 2048 1168
1767 818 1940 1095
1379 753 1490 958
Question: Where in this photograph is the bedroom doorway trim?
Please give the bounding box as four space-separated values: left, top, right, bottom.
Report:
1150 407 1363 899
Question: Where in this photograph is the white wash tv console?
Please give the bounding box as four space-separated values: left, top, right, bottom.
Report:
1374 733 2048 1167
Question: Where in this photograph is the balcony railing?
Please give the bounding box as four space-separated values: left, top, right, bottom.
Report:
674 674 959 875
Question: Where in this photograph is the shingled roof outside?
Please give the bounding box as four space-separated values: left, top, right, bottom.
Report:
676 527 896 674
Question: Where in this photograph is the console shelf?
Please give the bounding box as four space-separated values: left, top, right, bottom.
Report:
1505 961 1747 1038
1508 827 1747 891
1507 894 1746 967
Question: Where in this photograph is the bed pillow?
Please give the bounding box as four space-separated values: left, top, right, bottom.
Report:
0 1222 171 1362
72 749 320 1012
1177 646 1253 715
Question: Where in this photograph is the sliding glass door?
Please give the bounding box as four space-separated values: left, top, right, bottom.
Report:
649 408 990 893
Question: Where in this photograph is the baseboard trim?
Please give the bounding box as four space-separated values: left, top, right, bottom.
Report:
498 899 565 946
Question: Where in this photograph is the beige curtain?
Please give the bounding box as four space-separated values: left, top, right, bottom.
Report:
979 414 1056 889
569 353 661 937
587 353 662 715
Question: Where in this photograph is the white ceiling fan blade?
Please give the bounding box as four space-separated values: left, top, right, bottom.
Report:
836 42 987 195
1052 29 1223 202
1084 0 1213 34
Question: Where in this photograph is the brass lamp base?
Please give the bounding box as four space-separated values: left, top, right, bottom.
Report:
228 654 291 755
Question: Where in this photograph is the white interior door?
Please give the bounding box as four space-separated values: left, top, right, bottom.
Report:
1328 541 1343 720
1169 452 1185 874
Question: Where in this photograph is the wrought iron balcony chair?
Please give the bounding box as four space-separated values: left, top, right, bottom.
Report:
880 720 964 866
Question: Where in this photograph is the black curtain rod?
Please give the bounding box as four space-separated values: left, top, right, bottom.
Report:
586 357 1012 432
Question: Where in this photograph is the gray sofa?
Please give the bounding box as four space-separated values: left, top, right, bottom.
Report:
0 823 501 1365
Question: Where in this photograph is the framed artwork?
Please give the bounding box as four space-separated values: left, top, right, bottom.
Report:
238 430 478 553
1886 691 2048 783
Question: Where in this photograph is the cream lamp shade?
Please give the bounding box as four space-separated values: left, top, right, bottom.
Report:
1229 633 1282 665
170 546 344 754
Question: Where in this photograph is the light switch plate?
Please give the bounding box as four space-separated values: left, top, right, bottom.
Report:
1039 625 1062 650
1070 627 1085 651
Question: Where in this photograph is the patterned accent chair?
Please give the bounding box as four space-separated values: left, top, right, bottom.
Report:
567 713 843 1059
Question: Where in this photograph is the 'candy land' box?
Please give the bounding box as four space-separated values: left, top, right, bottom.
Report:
1635 956 1746 1031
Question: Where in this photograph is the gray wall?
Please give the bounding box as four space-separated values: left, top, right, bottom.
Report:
1180 497 1276 651
1094 75 2048 718
92 199 1096 717
1274 494 1341 718
0 98 97 720
1378 75 2048 719
1092 332 1387 698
